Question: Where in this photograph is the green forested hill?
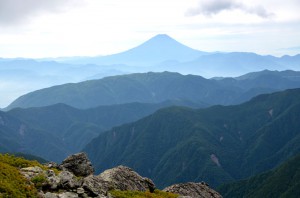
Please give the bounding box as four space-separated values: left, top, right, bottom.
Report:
2 100 200 162
6 70 300 110
0 110 69 162
218 153 300 198
83 88 300 188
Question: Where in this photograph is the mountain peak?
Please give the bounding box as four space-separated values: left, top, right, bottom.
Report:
143 34 183 47
149 34 175 41
70 34 206 66
113 34 206 64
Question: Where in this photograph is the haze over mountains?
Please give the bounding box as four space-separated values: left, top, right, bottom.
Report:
1 34 300 108
53 34 300 77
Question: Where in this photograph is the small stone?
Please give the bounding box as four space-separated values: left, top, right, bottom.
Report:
21 166 43 173
44 162 60 169
81 193 89 198
45 192 59 198
46 169 56 177
58 192 79 198
77 187 85 194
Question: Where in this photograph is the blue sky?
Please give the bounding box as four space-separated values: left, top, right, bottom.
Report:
0 0 299 58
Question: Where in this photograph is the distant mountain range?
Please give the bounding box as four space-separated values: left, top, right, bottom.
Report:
54 34 300 77
5 70 300 110
1 34 300 107
83 88 300 188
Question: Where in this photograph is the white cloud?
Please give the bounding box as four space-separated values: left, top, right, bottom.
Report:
185 0 274 18
0 0 84 25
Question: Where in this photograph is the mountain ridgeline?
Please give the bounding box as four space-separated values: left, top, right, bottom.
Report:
6 70 300 110
83 88 300 188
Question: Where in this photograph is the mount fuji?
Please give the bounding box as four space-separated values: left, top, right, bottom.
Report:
63 34 207 66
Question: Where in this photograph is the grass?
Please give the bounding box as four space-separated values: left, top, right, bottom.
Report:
0 153 52 197
109 189 179 198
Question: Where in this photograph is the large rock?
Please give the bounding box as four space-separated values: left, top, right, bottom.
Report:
98 165 155 193
60 152 94 177
163 182 222 198
82 175 111 197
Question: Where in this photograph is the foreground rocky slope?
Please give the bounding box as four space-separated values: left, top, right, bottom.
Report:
1 152 222 197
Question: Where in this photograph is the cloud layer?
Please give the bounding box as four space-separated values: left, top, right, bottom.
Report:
0 0 82 25
186 0 274 18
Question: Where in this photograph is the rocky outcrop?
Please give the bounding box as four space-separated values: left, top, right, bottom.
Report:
60 152 94 177
98 165 155 193
20 152 222 197
163 182 223 198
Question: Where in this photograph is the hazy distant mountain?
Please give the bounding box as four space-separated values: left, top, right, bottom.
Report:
83 88 300 188
0 59 125 107
6 70 300 110
218 153 300 197
61 34 207 66
160 52 284 77
56 34 300 77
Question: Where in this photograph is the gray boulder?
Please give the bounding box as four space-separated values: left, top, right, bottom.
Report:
98 165 156 193
60 152 94 177
163 182 222 198
82 175 111 197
